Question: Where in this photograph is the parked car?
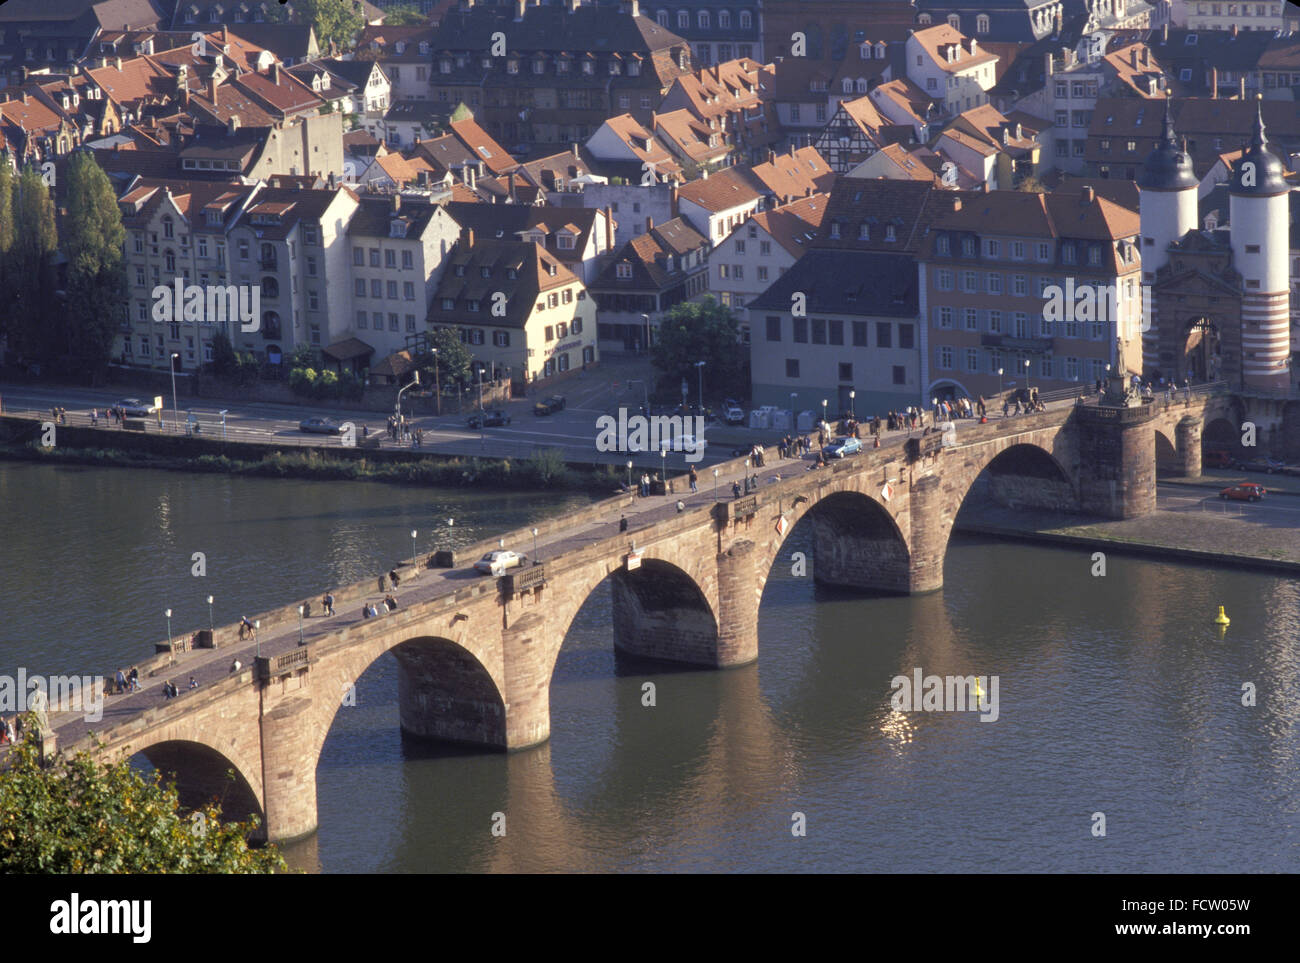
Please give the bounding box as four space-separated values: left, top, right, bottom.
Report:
1220 482 1266 502
724 402 746 425
299 417 342 434
112 398 158 419
474 550 526 575
1203 449 1235 469
468 409 511 429
533 395 566 416
1234 456 1284 474
824 436 863 459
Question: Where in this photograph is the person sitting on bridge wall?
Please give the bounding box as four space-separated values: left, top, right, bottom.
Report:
384 594 398 612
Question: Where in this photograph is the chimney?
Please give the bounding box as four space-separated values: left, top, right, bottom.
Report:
393 192 401 213
1081 185 1095 204
464 227 475 248
273 62 281 86
228 115 240 133
1163 22 1168 43
604 205 614 249
1231 23 1239 37
114 57 122 70
571 141 579 158
646 215 654 233
468 165 476 189
767 148 776 164
210 74 220 106
1044 52 1053 78
952 196 961 212
1142 47 1150 67
514 0 525 20
1130 48 1138 69
671 184 679 217
566 0 579 11
1240 76 1246 100
630 0 640 16
1211 66 1218 98
222 25 228 43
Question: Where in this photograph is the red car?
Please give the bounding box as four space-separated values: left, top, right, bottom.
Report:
1203 450 1235 469
1220 483 1266 502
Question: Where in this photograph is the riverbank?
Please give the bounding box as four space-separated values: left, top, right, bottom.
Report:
956 499 1300 574
0 438 625 493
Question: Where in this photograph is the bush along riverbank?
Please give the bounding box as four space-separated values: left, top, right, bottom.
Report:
0 440 624 493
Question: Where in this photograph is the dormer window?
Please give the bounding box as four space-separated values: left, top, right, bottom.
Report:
480 266 492 278
534 59 545 75
508 59 519 74
557 59 569 73
885 224 896 242
419 42 429 55
583 60 594 75
616 262 632 279
441 59 451 74
858 222 870 240
628 60 640 77
937 235 950 255
609 60 621 75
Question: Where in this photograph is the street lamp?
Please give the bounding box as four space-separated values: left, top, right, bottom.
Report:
206 595 214 635
626 459 633 490
997 367 1004 398
821 398 828 427
219 409 228 441
169 353 180 432
694 360 706 412
532 527 538 561
790 392 798 432
660 446 667 491
254 620 261 659
165 608 173 652
297 605 304 647
411 528 419 577
396 370 420 441
431 347 440 416
849 389 856 420
640 313 650 352
476 364 486 447
1024 358 1032 396
713 467 719 501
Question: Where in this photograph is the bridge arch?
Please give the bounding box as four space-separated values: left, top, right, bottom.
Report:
131 738 262 825
756 485 913 597
957 440 1077 513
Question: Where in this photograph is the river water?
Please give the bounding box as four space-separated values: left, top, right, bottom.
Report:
2 461 1297 872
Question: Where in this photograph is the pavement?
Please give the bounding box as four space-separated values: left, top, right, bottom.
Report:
958 480 1300 569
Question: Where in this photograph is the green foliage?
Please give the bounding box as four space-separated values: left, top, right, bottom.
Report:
418 328 473 390
382 4 426 25
5 167 58 362
288 364 364 401
524 447 569 486
649 296 748 403
0 163 14 352
61 152 128 383
449 102 473 123
0 724 284 873
289 344 317 370
294 0 364 51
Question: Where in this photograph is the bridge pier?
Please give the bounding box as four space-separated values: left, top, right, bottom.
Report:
1076 404 1157 519
501 612 552 750
259 696 318 843
1176 415 1202 478
714 541 759 667
906 475 946 594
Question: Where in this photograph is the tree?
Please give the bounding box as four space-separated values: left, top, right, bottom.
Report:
6 167 58 363
650 296 748 404
61 151 128 383
0 726 284 873
382 5 426 25
208 330 240 378
419 327 473 390
0 162 15 354
1017 174 1048 193
293 0 364 52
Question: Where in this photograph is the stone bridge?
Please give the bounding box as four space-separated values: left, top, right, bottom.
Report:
42 392 1239 843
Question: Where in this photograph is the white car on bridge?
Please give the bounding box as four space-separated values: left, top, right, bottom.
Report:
474 550 525 576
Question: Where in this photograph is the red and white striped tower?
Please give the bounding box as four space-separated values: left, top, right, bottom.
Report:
1230 97 1292 392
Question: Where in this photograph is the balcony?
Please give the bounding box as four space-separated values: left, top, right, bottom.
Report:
981 334 1054 353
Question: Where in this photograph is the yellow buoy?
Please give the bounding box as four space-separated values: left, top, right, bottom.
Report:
1213 605 1230 626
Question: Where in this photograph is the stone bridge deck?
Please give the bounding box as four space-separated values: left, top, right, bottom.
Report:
20 387 1239 842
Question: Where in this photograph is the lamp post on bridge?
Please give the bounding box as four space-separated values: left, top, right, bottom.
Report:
254 620 261 660
165 609 173 653
297 605 304 647
713 467 719 502
206 595 214 636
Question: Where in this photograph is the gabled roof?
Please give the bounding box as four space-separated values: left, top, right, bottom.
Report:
652 108 728 165
429 238 578 328
741 194 828 257
675 165 763 213
443 201 602 266
411 118 516 176
592 216 708 291
590 112 684 179
909 24 999 74
747 249 918 318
